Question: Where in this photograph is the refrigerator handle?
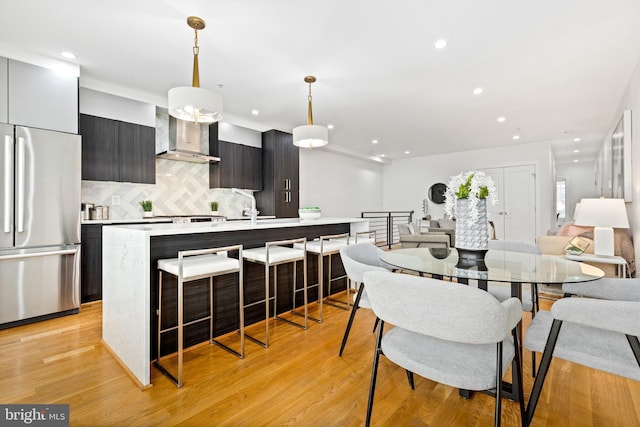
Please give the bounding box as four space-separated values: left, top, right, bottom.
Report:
0 247 79 261
3 135 12 234
16 136 25 233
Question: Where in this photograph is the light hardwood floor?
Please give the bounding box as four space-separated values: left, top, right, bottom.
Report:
1 295 639 426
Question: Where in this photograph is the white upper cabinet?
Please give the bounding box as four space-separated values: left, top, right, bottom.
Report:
7 58 78 133
0 57 7 124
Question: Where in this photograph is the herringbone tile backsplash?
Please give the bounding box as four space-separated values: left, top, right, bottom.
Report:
82 159 254 219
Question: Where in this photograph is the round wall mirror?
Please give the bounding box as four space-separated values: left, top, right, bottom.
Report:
428 183 447 204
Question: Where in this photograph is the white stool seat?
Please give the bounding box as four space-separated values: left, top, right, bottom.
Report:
294 239 346 255
243 246 305 264
158 254 240 279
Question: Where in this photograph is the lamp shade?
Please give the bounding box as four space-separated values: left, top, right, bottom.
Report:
572 202 581 220
168 86 223 124
292 124 329 148
574 198 629 228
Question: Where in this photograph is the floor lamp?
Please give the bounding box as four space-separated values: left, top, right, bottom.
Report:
574 198 629 257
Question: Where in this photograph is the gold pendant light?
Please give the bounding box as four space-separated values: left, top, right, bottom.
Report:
168 16 223 125
292 76 328 148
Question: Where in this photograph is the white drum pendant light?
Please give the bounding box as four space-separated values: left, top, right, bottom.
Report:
292 76 328 148
168 16 223 125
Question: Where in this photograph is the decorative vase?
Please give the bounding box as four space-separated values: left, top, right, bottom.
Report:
455 198 489 260
211 210 219 215
143 211 153 218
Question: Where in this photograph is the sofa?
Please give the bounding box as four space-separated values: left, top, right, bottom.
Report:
397 223 450 249
537 226 635 278
425 218 456 247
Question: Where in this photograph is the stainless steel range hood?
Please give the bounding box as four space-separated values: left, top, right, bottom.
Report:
156 110 220 163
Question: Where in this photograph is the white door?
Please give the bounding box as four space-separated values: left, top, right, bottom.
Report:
481 165 536 243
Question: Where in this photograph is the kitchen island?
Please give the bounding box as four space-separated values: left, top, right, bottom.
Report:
102 217 369 387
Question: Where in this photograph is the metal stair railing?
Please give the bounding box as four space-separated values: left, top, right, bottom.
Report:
361 211 414 249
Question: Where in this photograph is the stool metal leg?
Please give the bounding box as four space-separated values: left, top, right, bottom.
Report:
177 274 184 387
325 253 349 310
276 259 308 330
244 262 271 349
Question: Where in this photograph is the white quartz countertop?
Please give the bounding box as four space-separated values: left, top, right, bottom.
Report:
82 218 173 225
105 217 367 236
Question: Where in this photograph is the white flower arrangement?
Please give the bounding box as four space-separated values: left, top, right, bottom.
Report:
444 170 498 221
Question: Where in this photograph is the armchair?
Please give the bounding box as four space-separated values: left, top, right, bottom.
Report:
397 223 449 249
524 278 640 425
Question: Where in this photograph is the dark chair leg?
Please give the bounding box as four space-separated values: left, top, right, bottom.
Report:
530 284 538 378
366 320 385 427
626 335 640 367
372 317 380 333
494 341 503 427
405 370 415 390
526 319 563 425
512 328 527 427
339 284 364 356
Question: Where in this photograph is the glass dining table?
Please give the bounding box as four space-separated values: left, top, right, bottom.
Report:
380 247 604 299
379 247 605 401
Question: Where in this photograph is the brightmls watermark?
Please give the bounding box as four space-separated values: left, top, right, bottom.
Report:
1 405 69 426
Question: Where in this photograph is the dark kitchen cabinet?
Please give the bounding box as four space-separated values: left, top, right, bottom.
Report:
209 130 262 190
118 122 156 184
80 113 156 184
81 224 102 303
255 129 299 218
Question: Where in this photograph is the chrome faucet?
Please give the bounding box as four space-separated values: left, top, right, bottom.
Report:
232 188 258 225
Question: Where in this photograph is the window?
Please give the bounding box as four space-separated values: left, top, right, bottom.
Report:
556 179 566 220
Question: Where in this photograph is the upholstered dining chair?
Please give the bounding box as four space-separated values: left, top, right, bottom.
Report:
524 277 640 425
487 239 541 376
363 270 525 427
337 243 394 356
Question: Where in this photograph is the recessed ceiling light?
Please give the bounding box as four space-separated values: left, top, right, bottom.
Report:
380 154 386 157
327 124 334 129
404 151 410 155
573 149 580 153
61 51 76 59
573 137 581 142
251 109 259 116
372 139 378 144
497 117 506 123
434 39 447 49
512 135 520 140
573 159 579 163
473 87 483 95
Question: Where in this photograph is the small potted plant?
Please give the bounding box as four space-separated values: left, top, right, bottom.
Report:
139 200 153 218
210 201 219 215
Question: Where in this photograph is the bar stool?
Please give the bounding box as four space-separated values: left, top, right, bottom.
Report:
295 233 350 323
155 245 243 388
242 238 307 348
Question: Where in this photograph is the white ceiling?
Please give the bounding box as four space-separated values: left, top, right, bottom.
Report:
2 0 640 164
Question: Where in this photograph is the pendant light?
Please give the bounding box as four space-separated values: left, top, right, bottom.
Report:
168 16 223 125
292 76 328 148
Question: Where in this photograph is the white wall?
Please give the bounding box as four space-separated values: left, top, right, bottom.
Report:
609 54 640 272
299 149 383 217
382 141 555 238
556 160 597 226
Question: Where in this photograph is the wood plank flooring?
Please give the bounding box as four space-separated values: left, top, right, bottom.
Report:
1 296 640 426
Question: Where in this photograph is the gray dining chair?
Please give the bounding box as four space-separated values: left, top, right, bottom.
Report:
524 277 640 425
337 243 394 356
363 270 525 427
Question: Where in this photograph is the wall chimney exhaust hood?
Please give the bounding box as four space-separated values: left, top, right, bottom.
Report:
156 114 220 163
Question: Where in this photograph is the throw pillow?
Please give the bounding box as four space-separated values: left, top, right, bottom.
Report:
407 223 416 234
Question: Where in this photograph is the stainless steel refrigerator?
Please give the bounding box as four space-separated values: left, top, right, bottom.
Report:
0 123 81 328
